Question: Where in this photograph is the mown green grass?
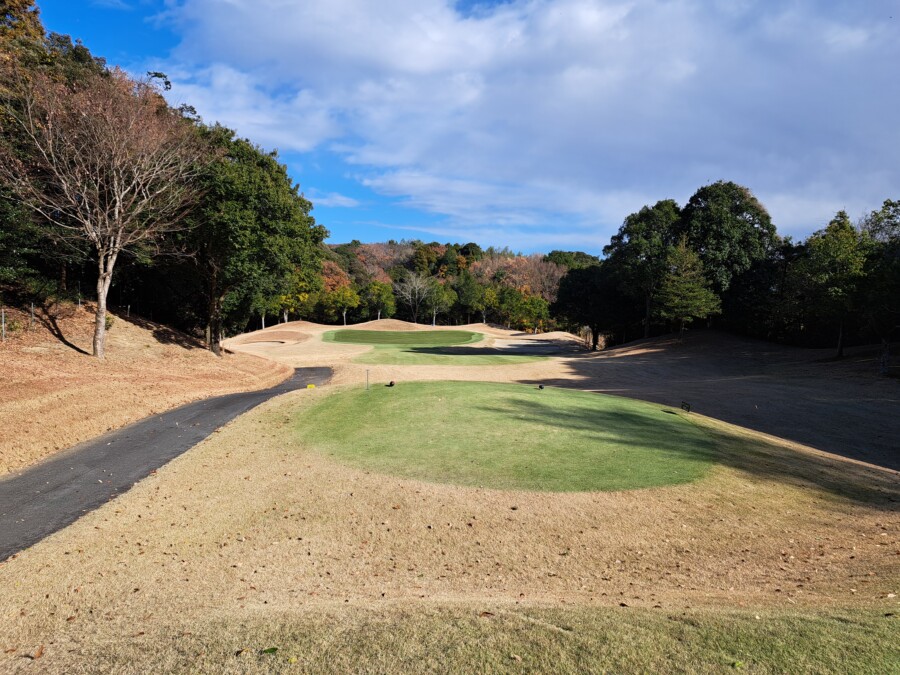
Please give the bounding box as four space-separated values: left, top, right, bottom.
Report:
296 381 715 491
323 329 544 365
323 329 482 346
87 605 900 674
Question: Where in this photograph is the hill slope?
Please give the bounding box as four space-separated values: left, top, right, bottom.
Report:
0 302 291 474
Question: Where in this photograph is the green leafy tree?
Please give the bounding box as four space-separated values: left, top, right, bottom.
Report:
452 270 481 323
185 125 326 353
657 238 722 339
362 280 395 320
676 181 776 294
425 280 456 326
473 285 499 324
604 199 680 337
324 285 360 325
520 294 550 333
544 250 601 270
859 199 900 243
551 264 624 350
799 211 869 358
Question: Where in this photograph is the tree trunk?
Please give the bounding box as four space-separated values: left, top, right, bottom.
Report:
342 309 347 326
644 294 651 339
208 293 224 357
283 309 288 323
377 309 381 320
92 248 118 359
591 326 600 351
678 319 685 341
432 309 436 327
836 319 844 359
60 262 67 293
261 313 266 330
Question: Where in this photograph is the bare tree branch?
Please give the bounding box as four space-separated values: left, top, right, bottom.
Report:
0 66 205 358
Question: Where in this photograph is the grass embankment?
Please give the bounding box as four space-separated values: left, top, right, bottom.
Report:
297 381 714 491
323 329 543 365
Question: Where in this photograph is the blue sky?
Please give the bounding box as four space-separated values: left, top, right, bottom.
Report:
36 0 900 254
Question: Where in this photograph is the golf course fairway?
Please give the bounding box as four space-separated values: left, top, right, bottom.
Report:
296 381 716 491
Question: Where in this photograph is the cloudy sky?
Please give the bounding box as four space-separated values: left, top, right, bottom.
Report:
38 0 900 253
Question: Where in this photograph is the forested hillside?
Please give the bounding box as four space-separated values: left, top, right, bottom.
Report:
1 2 897 364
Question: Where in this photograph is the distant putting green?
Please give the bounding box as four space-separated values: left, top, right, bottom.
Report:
324 329 482 346
322 329 543 365
296 381 715 492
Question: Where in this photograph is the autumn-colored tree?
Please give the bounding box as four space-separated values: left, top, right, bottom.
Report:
0 68 203 358
321 259 352 292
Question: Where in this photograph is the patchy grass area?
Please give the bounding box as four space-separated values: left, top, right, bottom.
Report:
297 381 715 491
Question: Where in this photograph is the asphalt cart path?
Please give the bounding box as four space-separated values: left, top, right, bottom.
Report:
0 367 331 562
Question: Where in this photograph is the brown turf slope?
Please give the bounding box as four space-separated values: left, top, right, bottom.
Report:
0 302 292 475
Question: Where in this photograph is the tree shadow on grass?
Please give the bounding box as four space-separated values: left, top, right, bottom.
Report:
483 395 900 510
407 345 567 357
118 313 205 350
34 301 90 355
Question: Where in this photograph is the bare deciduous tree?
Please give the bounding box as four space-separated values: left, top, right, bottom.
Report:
0 67 203 358
393 271 432 324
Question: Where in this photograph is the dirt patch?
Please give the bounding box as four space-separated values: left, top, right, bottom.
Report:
0 303 292 475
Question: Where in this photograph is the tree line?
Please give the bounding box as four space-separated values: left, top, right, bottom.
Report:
1 2 897 367
554 182 899 367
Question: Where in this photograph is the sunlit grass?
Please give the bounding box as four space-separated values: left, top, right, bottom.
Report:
296 381 715 491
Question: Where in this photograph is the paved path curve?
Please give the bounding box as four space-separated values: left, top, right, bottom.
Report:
0 367 331 562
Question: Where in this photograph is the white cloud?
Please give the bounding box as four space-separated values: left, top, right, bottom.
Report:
308 191 361 208
91 0 132 9
155 0 900 247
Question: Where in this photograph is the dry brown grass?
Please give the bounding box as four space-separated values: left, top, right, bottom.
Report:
0 303 291 475
0 385 897 670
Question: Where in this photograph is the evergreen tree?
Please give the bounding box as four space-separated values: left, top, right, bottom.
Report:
657 238 721 339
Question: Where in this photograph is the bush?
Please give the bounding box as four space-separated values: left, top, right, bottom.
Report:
105 314 114 330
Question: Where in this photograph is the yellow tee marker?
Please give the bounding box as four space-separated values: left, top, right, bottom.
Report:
307 384 316 389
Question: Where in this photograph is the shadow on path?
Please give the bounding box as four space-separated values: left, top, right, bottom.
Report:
0 367 331 562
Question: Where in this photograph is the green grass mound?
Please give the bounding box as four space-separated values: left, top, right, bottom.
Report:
296 381 715 491
323 329 543 366
323 329 482 346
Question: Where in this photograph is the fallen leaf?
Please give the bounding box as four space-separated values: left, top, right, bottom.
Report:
260 647 278 655
510 653 522 662
33 645 44 660
479 611 495 618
